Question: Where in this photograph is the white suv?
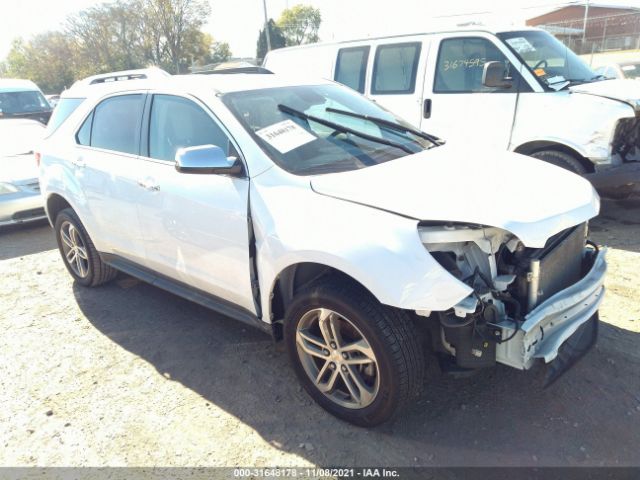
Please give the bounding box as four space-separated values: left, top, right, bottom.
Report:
40 69 606 426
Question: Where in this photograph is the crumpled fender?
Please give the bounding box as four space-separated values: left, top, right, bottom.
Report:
250 167 472 322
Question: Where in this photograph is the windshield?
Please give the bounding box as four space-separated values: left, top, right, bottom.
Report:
497 30 598 89
222 84 436 175
0 90 51 115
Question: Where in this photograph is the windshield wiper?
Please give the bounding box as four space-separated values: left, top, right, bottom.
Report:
325 107 444 146
277 104 415 154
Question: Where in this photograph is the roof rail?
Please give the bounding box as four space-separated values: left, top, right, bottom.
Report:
72 67 170 88
194 66 273 75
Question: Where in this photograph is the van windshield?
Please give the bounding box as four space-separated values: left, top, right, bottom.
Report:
222 84 436 175
0 90 51 115
497 30 600 90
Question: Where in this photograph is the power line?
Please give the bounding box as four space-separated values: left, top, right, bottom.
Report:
431 1 580 18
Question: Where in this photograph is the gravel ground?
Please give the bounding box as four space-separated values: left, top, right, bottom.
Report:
0 199 639 467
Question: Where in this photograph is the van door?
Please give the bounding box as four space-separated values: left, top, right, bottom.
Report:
367 40 428 127
421 33 530 150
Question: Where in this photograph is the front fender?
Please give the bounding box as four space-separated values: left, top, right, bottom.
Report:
510 91 635 163
250 168 472 322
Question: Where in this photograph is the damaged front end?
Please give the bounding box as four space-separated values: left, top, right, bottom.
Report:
417 222 606 383
612 116 640 162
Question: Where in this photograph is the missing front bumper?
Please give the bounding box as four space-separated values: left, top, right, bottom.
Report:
496 248 607 370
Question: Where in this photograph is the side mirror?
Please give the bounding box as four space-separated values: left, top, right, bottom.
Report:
175 145 242 175
482 61 513 89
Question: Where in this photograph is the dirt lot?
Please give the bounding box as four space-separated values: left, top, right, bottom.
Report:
1 199 639 467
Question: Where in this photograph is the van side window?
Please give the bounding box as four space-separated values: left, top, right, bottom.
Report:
334 46 370 93
148 94 232 162
371 42 421 95
90 94 145 154
434 37 522 93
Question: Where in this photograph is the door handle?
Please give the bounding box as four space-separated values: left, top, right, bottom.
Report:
137 178 160 192
423 99 432 119
72 156 86 168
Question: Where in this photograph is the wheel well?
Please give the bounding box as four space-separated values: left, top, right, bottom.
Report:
269 263 372 341
514 141 595 173
46 194 72 225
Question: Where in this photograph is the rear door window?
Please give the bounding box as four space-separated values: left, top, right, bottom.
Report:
89 94 145 155
334 46 370 93
371 42 421 94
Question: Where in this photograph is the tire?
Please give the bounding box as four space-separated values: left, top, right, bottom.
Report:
530 149 588 175
284 278 424 427
54 208 117 287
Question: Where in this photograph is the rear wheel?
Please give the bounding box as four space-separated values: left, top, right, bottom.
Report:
54 208 117 287
530 149 588 175
284 279 424 427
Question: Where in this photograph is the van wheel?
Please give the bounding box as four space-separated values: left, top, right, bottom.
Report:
54 208 117 287
530 149 588 175
284 278 424 427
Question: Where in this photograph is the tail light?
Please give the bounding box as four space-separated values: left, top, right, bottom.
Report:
35 152 41 167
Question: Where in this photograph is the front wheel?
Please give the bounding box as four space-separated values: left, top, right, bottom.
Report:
284 279 424 427
530 149 588 175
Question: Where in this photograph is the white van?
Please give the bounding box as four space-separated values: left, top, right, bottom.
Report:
0 79 52 125
264 27 640 180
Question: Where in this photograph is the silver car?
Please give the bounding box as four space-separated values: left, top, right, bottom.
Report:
0 119 46 226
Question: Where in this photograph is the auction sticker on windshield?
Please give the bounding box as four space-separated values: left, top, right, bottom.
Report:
256 119 316 153
505 37 535 54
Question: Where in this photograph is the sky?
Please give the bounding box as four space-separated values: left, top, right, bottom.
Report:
3 0 640 61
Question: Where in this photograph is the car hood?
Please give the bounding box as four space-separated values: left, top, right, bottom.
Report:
0 153 39 183
570 79 640 111
310 145 599 248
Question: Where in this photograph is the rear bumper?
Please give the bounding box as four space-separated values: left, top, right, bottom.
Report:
496 248 606 370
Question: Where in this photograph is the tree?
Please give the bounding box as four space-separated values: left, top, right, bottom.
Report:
277 4 321 46
67 1 146 77
256 19 286 61
141 0 211 73
0 0 225 88
188 33 232 67
66 0 211 74
1 34 79 93
210 40 232 64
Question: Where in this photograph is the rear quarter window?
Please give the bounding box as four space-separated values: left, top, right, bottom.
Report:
45 98 85 136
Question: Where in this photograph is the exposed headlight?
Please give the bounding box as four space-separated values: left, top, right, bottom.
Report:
418 222 519 290
0 182 19 195
418 222 515 255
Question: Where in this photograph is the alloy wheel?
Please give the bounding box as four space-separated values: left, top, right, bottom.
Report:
296 308 380 409
59 221 90 278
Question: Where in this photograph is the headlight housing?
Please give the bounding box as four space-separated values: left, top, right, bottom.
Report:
418 222 520 289
0 182 19 195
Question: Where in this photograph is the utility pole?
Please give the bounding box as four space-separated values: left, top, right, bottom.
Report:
582 0 590 43
262 0 272 53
